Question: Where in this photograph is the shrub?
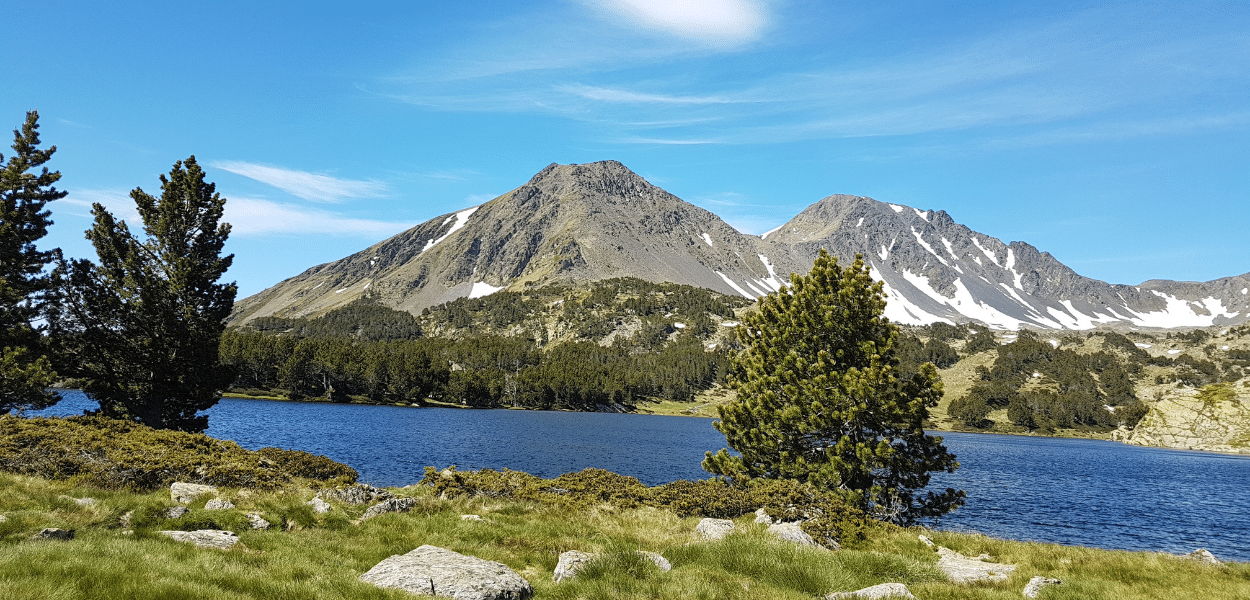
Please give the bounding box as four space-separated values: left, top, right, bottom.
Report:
255 447 357 483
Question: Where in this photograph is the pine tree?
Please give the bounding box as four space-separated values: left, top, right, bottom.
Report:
0 111 66 414
51 157 236 431
702 250 964 524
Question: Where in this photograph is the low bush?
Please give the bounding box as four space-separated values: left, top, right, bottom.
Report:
0 415 357 491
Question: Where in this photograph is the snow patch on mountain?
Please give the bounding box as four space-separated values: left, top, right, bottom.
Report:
888 204 904 213
757 255 784 291
760 223 785 239
1126 293 1236 328
911 227 948 266
715 271 754 299
423 206 479 253
972 237 1000 266
913 208 930 221
468 281 503 299
701 232 714 247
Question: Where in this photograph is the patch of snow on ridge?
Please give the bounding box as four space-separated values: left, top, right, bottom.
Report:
910 227 948 266
941 237 958 259
1168 349 1181 355
971 237 1000 266
1126 293 1236 328
701 233 714 247
1135 343 1152 349
950 279 1028 329
715 271 755 299
879 280 952 326
758 255 784 291
760 223 785 239
901 270 951 306
856 217 864 227
423 206 480 253
888 204 904 213
744 280 767 297
913 208 930 221
468 281 503 299
1005 248 1016 271
878 245 889 261
1243 287 1248 295
1049 340 1059 348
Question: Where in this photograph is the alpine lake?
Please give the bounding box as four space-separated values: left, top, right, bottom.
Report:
34 390 1250 563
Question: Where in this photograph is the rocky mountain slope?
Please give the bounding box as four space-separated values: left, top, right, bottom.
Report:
232 161 1250 330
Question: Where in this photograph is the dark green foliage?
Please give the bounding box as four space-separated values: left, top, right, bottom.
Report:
703 251 963 525
947 394 992 428
51 157 236 432
0 415 356 490
0 111 65 414
241 299 422 340
963 328 999 354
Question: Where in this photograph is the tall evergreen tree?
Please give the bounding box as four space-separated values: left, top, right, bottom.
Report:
703 250 964 524
52 156 236 431
0 111 66 414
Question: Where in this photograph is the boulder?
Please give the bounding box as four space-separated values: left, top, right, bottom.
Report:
1184 548 1223 566
31 528 74 541
361 497 420 520
767 522 826 549
826 583 916 599
317 483 393 506
552 550 671 583
166 506 189 519
1023 576 1062 598
171 482 217 504
936 546 1017 584
360 544 533 600
918 534 935 548
306 497 332 513
695 518 735 541
754 508 774 524
205 498 235 510
157 529 239 550
246 512 271 530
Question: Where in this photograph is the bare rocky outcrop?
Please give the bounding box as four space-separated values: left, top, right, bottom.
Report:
157 529 239 550
695 518 735 541
317 483 393 506
1125 386 1250 453
246 513 271 530
170 482 217 504
359 545 533 600
826 583 916 599
205 498 235 510
1023 576 1063 598
935 546 1017 584
306 497 332 513
1184 548 1223 566
166 506 189 519
361 497 419 520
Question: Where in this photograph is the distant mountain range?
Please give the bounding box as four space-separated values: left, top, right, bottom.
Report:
232 161 1250 330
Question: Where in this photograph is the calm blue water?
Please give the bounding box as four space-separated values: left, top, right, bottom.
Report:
30 391 1250 562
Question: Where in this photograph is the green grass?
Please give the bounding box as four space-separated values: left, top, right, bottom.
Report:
0 472 1246 600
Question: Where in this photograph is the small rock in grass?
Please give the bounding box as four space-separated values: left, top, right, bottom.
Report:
461 514 484 522
157 529 239 550
0 514 7 523
552 549 671 583
1184 548 1222 566
695 518 735 541
170 482 218 504
317 484 393 506
166 506 189 519
204 498 235 510
754 508 774 524
246 513 271 530
918 534 935 548
1023 576 1062 598
767 522 827 549
826 583 916 599
936 546 1017 584
31 528 74 541
360 544 533 600
306 497 332 513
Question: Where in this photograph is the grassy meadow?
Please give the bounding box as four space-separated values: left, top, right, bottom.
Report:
1 470 1247 600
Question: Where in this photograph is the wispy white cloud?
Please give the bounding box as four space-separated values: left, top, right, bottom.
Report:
558 83 740 105
580 0 769 46
224 197 414 238
211 161 388 203
60 189 140 224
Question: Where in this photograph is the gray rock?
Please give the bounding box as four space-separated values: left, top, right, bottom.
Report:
695 518 735 541
166 506 189 519
0 514 7 523
317 483 393 506
918 534 935 548
360 544 533 600
60 495 96 506
1023 576 1062 598
553 550 596 583
767 522 827 549
306 497 332 513
936 546 1017 584
31 528 74 541
553 550 672 583
204 498 235 510
826 583 917 599
461 514 484 522
246 513 271 530
754 508 774 524
1184 548 1223 566
361 497 420 520
170 482 218 504
157 529 239 550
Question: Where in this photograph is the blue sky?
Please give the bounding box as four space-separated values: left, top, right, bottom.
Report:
3 0 1247 298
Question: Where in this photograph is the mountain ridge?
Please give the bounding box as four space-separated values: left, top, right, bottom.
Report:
231 161 1250 330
